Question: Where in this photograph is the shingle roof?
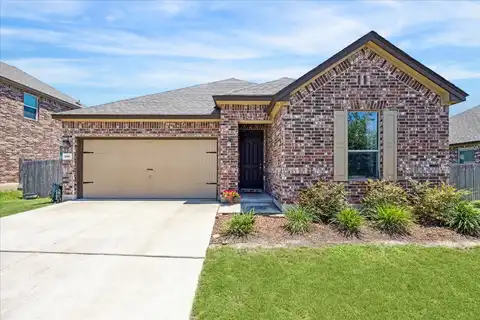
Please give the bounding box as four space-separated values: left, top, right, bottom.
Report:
450 105 480 145
59 78 254 116
226 77 296 95
0 62 81 107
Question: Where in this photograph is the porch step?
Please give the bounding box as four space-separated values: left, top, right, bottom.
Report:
217 192 282 215
240 192 273 203
241 203 282 214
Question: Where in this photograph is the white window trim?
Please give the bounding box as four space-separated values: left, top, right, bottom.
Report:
24 92 38 121
347 111 380 180
458 147 475 164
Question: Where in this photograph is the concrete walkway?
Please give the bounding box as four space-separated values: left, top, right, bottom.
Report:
0 200 218 320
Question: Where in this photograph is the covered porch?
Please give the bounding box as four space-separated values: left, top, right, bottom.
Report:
218 123 282 214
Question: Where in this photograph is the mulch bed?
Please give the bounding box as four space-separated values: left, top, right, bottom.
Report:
211 214 480 247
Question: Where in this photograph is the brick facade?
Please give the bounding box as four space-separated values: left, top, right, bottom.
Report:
265 107 286 203
0 81 77 183
58 45 453 205
278 46 449 203
218 104 269 194
449 144 480 164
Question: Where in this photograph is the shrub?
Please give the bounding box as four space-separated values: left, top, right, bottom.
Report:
362 180 408 217
332 207 364 234
409 181 468 226
285 206 313 234
374 204 412 235
225 210 255 236
472 200 480 209
407 178 431 205
299 181 347 223
448 202 480 237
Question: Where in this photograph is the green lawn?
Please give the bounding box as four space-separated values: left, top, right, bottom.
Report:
0 190 51 218
193 246 480 320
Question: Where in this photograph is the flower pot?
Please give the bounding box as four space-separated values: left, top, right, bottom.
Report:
225 195 235 204
221 195 240 204
221 190 241 204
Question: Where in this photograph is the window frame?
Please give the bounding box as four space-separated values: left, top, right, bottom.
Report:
347 110 380 180
23 92 38 121
458 147 475 164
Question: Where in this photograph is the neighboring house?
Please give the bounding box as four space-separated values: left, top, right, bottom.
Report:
53 31 467 207
0 62 82 184
449 106 480 164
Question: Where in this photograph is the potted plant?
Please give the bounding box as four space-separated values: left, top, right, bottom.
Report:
222 189 241 204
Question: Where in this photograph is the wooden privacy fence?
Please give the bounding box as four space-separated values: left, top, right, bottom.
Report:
21 160 62 198
450 163 480 201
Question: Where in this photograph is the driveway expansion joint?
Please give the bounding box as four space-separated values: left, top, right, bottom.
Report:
0 250 205 260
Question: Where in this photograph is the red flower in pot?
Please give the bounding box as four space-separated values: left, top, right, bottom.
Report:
222 189 241 204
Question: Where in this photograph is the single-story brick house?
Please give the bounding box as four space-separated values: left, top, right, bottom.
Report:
0 62 82 184
54 31 468 208
449 105 479 164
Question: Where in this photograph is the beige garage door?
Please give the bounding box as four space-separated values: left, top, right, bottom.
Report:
82 139 217 199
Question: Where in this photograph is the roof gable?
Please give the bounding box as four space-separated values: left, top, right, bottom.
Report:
272 31 468 108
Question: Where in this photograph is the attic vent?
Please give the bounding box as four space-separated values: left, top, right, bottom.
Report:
358 73 370 85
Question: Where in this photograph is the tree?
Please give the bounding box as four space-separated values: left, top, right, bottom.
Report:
348 112 377 150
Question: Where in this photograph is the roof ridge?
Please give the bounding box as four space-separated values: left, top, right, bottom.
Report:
0 62 81 106
92 77 253 108
260 77 296 83
225 82 261 94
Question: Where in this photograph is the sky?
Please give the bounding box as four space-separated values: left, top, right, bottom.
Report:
0 0 479 115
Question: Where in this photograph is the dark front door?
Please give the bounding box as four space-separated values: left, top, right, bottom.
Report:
239 130 264 191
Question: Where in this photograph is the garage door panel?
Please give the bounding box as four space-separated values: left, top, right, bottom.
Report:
82 139 217 199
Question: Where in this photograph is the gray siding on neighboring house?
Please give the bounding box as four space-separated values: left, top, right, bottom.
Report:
449 144 480 164
449 106 480 164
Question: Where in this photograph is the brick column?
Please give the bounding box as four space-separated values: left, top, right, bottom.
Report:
61 134 76 199
218 118 239 195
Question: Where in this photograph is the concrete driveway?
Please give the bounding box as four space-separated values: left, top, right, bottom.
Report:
0 200 218 320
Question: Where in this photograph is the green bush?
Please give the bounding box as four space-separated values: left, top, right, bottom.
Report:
284 206 313 234
225 210 255 236
299 181 347 223
409 181 468 226
472 200 480 209
362 180 409 217
448 202 480 237
374 204 412 235
407 178 431 205
332 207 364 234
